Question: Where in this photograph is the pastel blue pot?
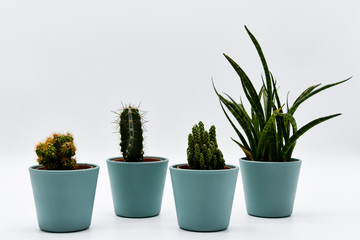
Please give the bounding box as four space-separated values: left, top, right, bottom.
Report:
239 158 301 218
170 164 239 232
29 164 99 232
107 156 168 218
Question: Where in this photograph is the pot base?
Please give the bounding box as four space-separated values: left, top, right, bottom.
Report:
248 213 291 218
179 226 228 232
115 213 160 219
39 226 89 233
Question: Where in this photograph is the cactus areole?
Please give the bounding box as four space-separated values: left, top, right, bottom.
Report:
119 106 144 162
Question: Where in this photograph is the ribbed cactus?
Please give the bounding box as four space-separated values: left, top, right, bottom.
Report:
187 121 225 170
119 106 144 162
35 133 76 170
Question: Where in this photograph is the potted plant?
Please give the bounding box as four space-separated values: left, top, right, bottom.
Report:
29 133 100 232
213 26 350 218
107 105 168 218
170 121 239 232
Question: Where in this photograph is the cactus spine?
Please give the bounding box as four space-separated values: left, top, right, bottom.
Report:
187 121 225 170
119 106 144 162
35 133 77 170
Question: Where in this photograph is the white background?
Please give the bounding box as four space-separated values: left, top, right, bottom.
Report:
0 0 359 239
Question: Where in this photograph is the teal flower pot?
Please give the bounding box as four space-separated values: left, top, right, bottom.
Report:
170 164 239 232
239 158 301 218
107 156 168 218
29 164 99 232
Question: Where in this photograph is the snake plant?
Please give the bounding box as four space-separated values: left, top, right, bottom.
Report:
214 26 350 162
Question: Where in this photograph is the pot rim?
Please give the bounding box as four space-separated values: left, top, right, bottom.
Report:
170 163 239 173
107 156 169 164
239 157 301 165
29 163 99 173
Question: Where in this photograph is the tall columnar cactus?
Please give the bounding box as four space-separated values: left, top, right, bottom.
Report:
119 106 144 162
187 121 225 170
35 133 76 170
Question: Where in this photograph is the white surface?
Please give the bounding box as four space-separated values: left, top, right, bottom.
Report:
3 157 360 239
1 0 359 239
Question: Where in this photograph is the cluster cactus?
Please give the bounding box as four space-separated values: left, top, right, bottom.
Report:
187 121 225 170
118 105 144 162
35 133 76 170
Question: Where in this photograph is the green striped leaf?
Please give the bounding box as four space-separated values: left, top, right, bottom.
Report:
271 73 283 111
289 77 351 116
225 93 253 131
277 113 298 133
232 138 253 160
245 26 273 120
281 113 341 159
255 108 282 160
293 84 320 107
213 85 257 151
223 54 265 127
219 101 250 150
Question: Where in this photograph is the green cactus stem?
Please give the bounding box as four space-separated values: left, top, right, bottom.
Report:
187 121 225 170
119 106 144 162
35 133 76 170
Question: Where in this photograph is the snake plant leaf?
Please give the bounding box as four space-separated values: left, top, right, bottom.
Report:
223 53 265 127
286 91 290 113
268 125 280 161
284 145 296 162
293 84 321 107
255 108 282 160
289 77 351 116
281 113 341 159
271 76 289 146
251 107 261 141
224 99 256 150
231 137 253 160
213 81 257 150
225 93 253 126
271 73 283 112
215 89 257 150
219 100 251 151
278 112 297 147
277 113 298 133
245 25 273 120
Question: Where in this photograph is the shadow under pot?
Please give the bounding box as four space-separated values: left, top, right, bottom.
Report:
29 164 100 233
239 158 301 218
107 156 168 218
170 164 239 232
